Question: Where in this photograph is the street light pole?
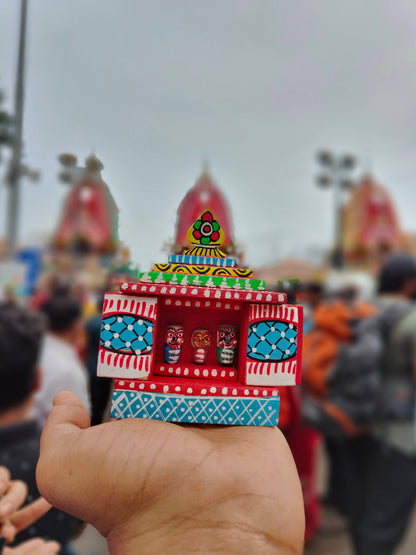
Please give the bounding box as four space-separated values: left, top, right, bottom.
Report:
316 151 356 269
6 0 27 258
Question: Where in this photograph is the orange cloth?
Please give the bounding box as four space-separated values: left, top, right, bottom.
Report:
302 301 376 398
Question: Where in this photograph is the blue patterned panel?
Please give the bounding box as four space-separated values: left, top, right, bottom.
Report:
168 254 238 267
247 320 297 362
111 390 280 427
100 314 153 355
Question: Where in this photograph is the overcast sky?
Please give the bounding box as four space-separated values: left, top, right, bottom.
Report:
1 0 416 270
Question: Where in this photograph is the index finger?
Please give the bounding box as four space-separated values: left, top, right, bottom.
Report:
0 480 28 520
10 497 52 533
0 466 11 495
4 538 60 554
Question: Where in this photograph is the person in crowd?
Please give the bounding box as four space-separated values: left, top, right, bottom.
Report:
85 295 112 425
352 254 416 554
37 390 305 555
28 273 72 311
0 284 17 306
281 281 325 545
32 293 91 428
299 281 324 334
72 276 97 319
302 282 376 525
0 303 80 553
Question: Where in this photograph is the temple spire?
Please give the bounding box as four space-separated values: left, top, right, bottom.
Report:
201 159 211 178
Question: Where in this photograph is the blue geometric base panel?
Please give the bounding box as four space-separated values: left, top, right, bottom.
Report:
111 389 280 427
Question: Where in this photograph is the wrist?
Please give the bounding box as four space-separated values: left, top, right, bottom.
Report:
106 513 301 555
108 528 279 555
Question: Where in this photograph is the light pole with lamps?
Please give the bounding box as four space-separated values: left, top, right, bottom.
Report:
3 0 39 259
316 150 356 268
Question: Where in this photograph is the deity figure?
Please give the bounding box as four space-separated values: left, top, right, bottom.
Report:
217 325 238 366
164 325 184 363
191 329 211 364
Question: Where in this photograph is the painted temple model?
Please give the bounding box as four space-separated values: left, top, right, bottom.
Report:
97 210 303 426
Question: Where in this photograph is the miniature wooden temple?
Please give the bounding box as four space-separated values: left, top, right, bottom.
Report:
97 210 303 426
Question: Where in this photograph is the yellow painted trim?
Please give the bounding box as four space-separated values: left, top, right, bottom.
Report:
154 263 253 278
184 246 226 257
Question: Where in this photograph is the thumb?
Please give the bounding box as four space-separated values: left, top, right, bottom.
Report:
36 392 90 506
43 391 91 436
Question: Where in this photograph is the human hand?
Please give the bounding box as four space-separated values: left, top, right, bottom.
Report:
37 391 305 555
0 467 51 543
3 538 60 554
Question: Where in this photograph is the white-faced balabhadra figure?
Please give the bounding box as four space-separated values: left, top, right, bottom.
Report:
217 325 238 366
191 329 211 364
164 325 184 363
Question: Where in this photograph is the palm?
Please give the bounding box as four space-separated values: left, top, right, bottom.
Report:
37 393 304 554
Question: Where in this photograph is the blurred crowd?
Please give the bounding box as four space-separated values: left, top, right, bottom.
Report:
1 254 416 553
0 273 112 554
280 253 416 554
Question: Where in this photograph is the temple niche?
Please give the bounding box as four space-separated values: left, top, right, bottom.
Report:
342 174 408 271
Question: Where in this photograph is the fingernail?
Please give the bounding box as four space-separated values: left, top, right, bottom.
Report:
0 502 13 517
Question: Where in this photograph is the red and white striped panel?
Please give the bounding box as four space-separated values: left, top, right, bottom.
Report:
103 293 157 320
245 360 298 386
248 304 300 324
97 292 157 379
97 350 152 379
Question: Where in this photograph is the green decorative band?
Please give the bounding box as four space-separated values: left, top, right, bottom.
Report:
139 272 266 291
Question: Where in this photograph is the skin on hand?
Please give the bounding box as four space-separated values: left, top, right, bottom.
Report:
0 466 52 544
0 467 28 523
3 538 60 554
37 391 305 555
